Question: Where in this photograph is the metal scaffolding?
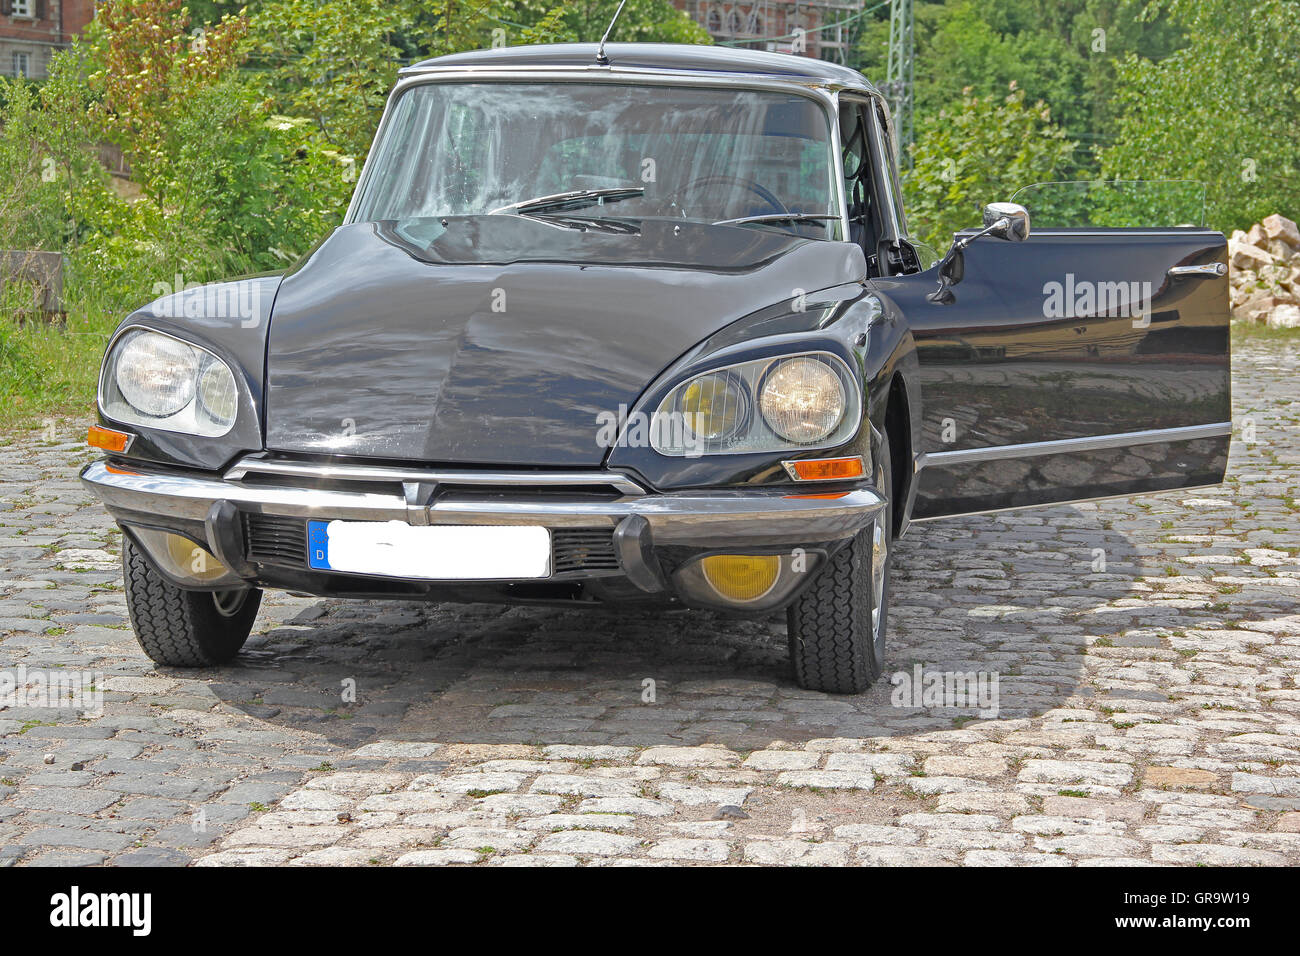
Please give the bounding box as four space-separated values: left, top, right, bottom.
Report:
885 0 913 165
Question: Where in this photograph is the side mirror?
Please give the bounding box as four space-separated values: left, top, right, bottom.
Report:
982 202 1031 241
927 201 1032 303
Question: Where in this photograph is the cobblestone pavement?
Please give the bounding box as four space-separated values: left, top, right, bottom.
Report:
1 341 1298 867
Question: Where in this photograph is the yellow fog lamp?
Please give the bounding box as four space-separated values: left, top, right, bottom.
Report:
162 533 230 583
700 554 781 603
129 527 240 587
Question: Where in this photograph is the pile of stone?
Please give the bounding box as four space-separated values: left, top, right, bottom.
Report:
1229 213 1300 328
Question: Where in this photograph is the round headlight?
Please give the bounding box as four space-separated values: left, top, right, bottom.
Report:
196 358 238 429
114 331 198 418
759 356 847 444
679 372 749 443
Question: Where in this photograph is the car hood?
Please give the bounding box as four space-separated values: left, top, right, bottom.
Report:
264 216 864 466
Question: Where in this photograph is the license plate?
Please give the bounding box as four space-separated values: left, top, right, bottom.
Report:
307 521 551 580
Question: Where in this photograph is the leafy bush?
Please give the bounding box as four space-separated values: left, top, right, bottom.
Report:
1100 0 1300 232
0 77 75 251
904 85 1079 249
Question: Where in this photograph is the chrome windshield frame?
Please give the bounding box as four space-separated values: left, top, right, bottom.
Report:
344 68 856 240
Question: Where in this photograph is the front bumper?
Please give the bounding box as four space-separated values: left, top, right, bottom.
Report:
81 458 885 606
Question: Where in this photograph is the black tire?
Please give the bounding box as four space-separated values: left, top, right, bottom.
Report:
787 432 894 694
122 534 261 667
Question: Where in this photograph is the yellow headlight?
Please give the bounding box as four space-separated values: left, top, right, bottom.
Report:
700 554 781 603
679 373 748 442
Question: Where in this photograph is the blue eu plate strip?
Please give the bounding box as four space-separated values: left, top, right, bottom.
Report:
307 520 331 570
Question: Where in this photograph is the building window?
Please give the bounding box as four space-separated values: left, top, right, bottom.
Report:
12 1 33 18
12 53 31 78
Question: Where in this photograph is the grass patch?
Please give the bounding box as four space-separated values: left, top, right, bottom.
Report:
1231 321 1300 345
0 285 121 429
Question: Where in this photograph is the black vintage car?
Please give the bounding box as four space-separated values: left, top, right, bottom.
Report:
82 44 1231 693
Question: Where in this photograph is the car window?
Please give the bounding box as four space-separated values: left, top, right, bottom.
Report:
352 82 841 240
875 102 909 238
838 101 875 255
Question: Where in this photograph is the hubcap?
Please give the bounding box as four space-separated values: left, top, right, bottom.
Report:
212 590 247 618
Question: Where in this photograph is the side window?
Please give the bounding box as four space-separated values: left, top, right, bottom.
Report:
870 100 926 275
874 103 909 239
838 102 874 259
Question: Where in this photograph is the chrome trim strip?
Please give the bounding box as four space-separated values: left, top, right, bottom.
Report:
1016 229 1222 237
223 457 647 497
916 422 1232 470
907 483 1226 524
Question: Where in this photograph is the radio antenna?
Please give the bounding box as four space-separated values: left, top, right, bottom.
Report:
595 0 628 65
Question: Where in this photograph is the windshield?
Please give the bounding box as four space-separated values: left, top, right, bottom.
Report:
352 82 841 239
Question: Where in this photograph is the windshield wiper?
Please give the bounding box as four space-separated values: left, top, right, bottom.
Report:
510 212 642 236
712 213 840 227
490 187 645 216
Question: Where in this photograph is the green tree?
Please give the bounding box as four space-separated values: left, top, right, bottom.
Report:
1101 0 1300 232
502 0 711 45
84 0 249 209
905 84 1078 248
859 0 1183 172
0 78 75 251
247 0 432 160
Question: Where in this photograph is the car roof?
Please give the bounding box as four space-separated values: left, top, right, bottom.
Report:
401 43 880 95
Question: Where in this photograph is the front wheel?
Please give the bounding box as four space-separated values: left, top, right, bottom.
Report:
786 435 893 694
122 535 262 667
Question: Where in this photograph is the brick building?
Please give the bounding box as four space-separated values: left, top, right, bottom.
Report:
1 0 96 80
672 0 863 63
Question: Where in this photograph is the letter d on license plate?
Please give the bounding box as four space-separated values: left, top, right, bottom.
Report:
307 521 550 579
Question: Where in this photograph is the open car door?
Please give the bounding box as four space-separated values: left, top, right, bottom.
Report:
872 181 1231 521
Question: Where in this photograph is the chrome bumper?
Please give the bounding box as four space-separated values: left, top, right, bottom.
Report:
82 457 884 597
80 458 885 547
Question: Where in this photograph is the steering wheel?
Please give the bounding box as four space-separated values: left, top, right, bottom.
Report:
666 174 789 220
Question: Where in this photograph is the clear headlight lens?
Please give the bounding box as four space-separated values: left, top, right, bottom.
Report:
651 351 858 456
100 328 239 437
196 359 238 428
114 330 198 418
759 356 847 444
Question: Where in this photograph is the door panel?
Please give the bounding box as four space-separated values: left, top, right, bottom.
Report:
872 229 1231 520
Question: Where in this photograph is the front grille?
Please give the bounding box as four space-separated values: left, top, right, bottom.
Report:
243 513 308 568
240 514 621 578
551 528 620 575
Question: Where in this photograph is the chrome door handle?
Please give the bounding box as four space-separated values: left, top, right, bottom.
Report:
1168 262 1227 278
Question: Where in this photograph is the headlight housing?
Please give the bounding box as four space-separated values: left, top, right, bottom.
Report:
651 351 859 456
100 328 240 437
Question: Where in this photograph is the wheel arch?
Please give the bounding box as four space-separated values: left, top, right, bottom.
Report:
884 371 914 538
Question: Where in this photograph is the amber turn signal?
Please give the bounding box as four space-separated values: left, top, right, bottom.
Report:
87 425 132 453
784 455 865 481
